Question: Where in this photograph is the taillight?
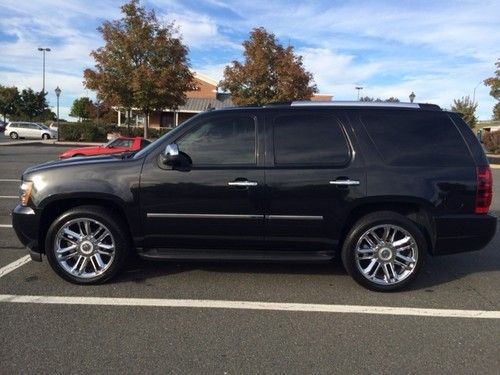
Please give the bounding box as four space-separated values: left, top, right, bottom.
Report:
475 166 492 214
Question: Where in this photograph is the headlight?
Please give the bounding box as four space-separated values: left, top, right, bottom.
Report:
20 181 33 206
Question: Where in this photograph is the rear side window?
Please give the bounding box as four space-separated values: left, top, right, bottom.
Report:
360 111 472 166
273 114 350 166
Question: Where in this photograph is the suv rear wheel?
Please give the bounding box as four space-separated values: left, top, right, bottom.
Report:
45 206 129 284
341 211 426 292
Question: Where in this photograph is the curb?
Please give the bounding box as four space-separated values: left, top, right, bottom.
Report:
0 140 101 147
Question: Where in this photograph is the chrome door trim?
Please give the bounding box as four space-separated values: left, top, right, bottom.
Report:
329 180 360 186
265 215 323 220
147 213 263 219
227 181 258 187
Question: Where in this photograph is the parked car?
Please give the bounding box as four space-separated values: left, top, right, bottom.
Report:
4 122 57 140
12 101 496 291
59 137 151 159
0 121 6 133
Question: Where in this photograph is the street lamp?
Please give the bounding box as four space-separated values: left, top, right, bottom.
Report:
472 80 483 103
55 86 61 141
355 86 363 100
37 47 51 94
409 92 416 103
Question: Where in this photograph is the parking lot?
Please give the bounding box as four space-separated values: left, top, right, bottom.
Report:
0 142 499 373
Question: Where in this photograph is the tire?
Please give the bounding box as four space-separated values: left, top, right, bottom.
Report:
42 133 50 140
341 211 427 292
10 132 18 139
45 206 130 284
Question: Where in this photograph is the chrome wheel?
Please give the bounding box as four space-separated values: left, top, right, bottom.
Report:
54 218 116 279
355 224 418 286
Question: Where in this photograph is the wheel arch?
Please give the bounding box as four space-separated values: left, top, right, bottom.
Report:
38 196 134 254
339 199 435 255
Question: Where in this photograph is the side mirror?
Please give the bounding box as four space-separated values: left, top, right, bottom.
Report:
160 143 180 165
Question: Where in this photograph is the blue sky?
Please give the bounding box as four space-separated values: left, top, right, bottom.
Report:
0 0 498 120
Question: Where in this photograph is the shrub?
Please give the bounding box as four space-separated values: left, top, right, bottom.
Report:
483 131 500 154
59 123 118 142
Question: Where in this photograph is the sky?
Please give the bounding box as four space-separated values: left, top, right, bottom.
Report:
0 0 498 121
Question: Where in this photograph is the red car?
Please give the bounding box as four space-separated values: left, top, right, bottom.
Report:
59 137 151 159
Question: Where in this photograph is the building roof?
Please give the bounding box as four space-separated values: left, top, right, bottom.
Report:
176 94 233 112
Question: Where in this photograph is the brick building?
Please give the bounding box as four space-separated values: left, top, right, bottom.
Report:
116 73 332 128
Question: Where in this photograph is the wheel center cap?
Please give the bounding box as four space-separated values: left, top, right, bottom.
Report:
80 240 94 255
379 247 393 261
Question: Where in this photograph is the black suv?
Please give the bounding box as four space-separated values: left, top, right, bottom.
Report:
12 102 496 291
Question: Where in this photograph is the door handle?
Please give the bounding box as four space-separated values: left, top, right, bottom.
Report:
228 181 258 187
329 179 360 186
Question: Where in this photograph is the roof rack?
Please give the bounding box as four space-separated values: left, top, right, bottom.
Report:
289 101 441 110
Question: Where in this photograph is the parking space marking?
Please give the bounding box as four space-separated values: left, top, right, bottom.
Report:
0 255 31 278
0 224 13 228
0 294 499 319
0 179 19 182
0 196 17 199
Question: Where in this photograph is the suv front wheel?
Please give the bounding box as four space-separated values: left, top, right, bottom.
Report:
341 211 426 292
45 206 129 284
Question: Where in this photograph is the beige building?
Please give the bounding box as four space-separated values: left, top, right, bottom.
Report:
117 73 332 128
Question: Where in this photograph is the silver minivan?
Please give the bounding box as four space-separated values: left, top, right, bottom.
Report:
4 122 57 140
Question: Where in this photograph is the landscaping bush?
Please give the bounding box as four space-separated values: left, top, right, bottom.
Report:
59 123 118 142
483 131 500 154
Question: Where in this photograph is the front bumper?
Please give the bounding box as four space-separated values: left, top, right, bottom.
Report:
12 205 42 261
432 213 497 255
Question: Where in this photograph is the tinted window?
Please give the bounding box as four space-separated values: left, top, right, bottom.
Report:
360 111 471 166
273 114 350 166
177 116 256 165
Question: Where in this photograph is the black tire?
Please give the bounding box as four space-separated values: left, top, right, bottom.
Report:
10 132 18 139
45 205 130 284
341 211 427 292
42 133 50 140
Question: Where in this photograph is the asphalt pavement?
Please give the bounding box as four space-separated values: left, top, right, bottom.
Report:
0 143 499 374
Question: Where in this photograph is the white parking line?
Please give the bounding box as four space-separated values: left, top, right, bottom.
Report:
0 224 13 228
0 294 498 319
0 255 31 278
0 196 17 199
0 179 19 182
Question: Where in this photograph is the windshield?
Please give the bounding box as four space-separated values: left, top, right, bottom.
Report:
133 113 204 159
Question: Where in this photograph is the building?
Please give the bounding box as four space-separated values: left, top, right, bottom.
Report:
116 73 333 128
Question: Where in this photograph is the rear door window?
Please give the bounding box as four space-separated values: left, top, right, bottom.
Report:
273 114 350 166
359 111 472 166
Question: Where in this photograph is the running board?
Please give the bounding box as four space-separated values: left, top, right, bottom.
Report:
137 248 335 262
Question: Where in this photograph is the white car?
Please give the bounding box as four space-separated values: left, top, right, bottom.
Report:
4 122 57 140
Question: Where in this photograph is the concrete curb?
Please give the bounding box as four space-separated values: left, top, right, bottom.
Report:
0 140 101 147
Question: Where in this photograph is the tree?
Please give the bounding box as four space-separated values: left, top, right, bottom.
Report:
0 85 20 122
69 97 94 122
493 102 500 121
219 27 317 105
84 0 194 138
450 96 478 129
360 96 399 102
484 59 499 100
15 88 50 121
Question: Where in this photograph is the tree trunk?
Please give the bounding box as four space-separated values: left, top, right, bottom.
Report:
144 111 149 139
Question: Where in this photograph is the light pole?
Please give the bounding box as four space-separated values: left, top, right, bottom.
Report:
55 86 61 141
409 92 416 103
355 86 363 100
472 80 483 103
37 47 51 94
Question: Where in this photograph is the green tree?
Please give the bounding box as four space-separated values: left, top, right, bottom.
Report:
484 59 499 119
360 96 399 102
84 0 194 138
219 27 317 105
15 88 50 121
70 97 94 121
451 96 478 129
493 102 500 121
484 59 499 100
0 85 20 122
